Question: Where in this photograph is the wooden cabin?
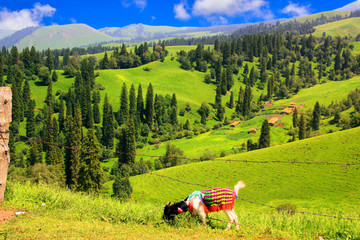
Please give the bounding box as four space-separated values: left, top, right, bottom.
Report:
268 117 280 126
230 121 242 127
248 128 257 134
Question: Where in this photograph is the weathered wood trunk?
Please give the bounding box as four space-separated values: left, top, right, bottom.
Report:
0 87 12 204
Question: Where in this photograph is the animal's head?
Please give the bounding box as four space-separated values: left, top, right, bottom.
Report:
163 200 189 221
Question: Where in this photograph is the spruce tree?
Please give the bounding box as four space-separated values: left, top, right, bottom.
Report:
58 99 65 132
292 107 299 128
22 80 31 117
52 70 58 82
118 83 129 126
65 103 83 187
137 84 144 122
243 85 251 117
112 174 133 199
77 128 103 193
26 100 36 138
27 140 42 165
220 69 227 95
312 101 320 131
102 94 115 149
116 120 136 177
93 91 101 124
45 48 54 70
236 87 244 115
170 93 178 124
229 91 234 109
299 114 307 140
129 84 136 120
258 119 270 149
214 84 222 109
145 83 154 129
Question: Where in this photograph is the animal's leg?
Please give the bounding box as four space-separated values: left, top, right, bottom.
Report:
231 210 240 230
224 210 234 231
199 211 207 227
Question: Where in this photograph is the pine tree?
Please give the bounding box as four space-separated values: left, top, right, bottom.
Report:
170 93 178 124
102 94 115 149
129 84 136 120
65 103 83 188
77 128 103 193
292 107 299 128
258 119 270 149
93 91 101 124
118 83 129 126
52 70 58 82
22 80 31 117
312 101 320 131
236 87 244 115
137 84 144 122
220 69 227 95
26 100 36 138
145 83 154 129
299 114 307 140
58 99 65 132
267 75 274 100
229 91 234 109
27 140 42 166
243 85 251 117
45 48 54 70
112 174 133 199
116 120 136 177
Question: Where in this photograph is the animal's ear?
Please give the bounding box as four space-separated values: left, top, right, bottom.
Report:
166 201 171 206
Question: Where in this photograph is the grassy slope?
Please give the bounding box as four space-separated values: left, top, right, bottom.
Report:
313 17 360 38
286 11 350 23
136 76 360 160
4 128 360 239
16 24 122 50
131 127 360 238
131 127 360 204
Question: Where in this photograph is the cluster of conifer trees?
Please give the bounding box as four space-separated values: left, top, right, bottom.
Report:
99 42 167 69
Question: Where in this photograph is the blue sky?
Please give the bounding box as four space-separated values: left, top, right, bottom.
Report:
0 0 357 30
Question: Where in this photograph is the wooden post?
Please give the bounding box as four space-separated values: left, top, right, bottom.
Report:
0 87 12 204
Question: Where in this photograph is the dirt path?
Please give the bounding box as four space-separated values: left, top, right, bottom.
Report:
0 209 15 223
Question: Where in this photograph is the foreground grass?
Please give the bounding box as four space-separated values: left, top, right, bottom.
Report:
2 183 293 240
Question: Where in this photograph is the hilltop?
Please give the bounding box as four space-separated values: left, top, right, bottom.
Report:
13 24 123 50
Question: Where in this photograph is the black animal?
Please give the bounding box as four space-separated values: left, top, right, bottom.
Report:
163 199 189 221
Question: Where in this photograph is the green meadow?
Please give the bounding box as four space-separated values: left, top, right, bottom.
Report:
313 17 360 38
3 127 360 239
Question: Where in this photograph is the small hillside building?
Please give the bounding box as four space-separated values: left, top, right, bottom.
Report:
230 121 242 127
268 117 280 126
281 108 293 115
248 128 257 134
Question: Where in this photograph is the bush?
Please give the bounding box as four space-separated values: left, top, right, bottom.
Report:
143 67 152 72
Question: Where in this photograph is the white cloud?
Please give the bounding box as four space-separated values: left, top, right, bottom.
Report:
70 18 77 23
174 2 191 21
281 2 310 18
0 3 56 31
192 0 269 17
122 0 147 11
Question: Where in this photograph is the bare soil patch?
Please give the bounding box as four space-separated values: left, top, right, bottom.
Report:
0 209 15 223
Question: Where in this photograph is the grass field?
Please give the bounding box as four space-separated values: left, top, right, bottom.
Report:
313 17 360 38
285 11 350 24
3 127 360 239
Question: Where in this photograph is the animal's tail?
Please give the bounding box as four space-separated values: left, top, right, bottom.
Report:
234 181 246 197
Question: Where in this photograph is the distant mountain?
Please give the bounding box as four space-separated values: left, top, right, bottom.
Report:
337 0 360 11
99 23 249 40
0 27 41 49
14 24 123 50
0 30 16 40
